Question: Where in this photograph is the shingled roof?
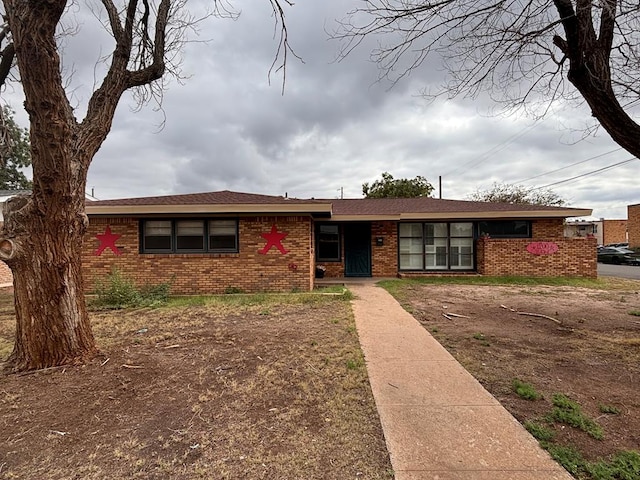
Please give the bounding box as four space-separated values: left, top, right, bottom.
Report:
88 190 323 206
86 190 333 216
325 197 590 219
85 190 591 219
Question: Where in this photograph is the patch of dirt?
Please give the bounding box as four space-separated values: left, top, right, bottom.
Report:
399 283 640 464
0 292 392 479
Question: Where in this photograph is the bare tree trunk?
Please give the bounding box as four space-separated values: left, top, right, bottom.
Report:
0 0 172 372
1 193 97 372
553 0 640 159
0 0 99 372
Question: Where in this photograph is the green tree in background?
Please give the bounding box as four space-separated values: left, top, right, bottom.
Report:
468 183 566 207
363 172 434 198
0 106 31 190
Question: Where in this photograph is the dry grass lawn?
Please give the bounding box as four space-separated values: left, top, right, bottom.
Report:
0 290 393 479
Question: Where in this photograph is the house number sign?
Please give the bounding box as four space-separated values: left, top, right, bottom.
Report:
526 242 559 255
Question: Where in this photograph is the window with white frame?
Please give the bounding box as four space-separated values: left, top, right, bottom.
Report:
399 222 474 271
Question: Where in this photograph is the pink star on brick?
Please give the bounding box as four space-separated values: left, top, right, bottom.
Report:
258 225 289 255
94 226 122 256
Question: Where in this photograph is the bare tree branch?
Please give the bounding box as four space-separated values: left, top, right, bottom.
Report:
335 0 640 157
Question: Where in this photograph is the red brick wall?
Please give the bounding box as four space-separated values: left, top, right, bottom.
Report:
321 218 593 278
476 237 597 278
0 261 12 285
83 216 313 294
602 220 628 245
477 219 596 278
628 204 640 248
532 219 564 238
371 221 397 276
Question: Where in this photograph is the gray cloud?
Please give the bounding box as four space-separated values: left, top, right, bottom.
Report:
3 1 638 219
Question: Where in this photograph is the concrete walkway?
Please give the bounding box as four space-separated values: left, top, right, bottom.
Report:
348 282 572 480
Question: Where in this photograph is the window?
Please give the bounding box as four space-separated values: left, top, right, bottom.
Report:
176 220 205 251
209 220 238 252
316 224 340 261
450 223 474 270
399 223 424 269
477 220 531 238
425 223 448 270
399 222 474 271
141 219 238 254
143 220 172 251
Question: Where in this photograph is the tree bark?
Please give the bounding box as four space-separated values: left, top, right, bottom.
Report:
1 195 97 372
0 1 98 372
0 0 168 372
553 0 640 159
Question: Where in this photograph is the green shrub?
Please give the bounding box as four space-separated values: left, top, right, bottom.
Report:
586 450 640 480
544 443 585 476
549 393 603 440
512 378 542 400
524 420 555 442
599 404 621 415
93 268 141 308
139 281 171 305
224 286 244 294
93 269 171 309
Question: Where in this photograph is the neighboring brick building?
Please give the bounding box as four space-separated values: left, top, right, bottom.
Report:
602 219 628 245
84 191 596 294
564 218 628 246
629 204 640 248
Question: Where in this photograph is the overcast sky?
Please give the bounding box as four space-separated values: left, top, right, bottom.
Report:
5 1 638 219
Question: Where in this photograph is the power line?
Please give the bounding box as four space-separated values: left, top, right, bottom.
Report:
443 121 540 177
514 147 622 183
532 156 639 189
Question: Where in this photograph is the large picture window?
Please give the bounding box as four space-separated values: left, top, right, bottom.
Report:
316 224 341 261
142 219 239 254
399 222 474 271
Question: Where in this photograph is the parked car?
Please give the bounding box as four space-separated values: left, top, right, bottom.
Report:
597 247 640 265
605 242 629 249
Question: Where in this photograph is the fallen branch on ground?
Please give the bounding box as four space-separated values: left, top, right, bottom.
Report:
517 312 562 325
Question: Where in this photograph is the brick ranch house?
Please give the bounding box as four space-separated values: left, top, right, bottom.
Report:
82 190 596 294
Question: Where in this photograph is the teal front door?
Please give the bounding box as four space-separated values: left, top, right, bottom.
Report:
344 223 372 277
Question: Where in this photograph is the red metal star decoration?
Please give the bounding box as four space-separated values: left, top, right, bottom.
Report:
258 225 289 255
94 226 122 256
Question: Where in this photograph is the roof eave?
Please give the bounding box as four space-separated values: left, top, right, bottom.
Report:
86 203 334 216
329 208 592 221
399 209 593 220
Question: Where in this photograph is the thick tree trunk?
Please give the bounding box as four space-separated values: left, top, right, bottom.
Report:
1 194 97 372
1 0 99 372
568 65 640 159
554 0 640 159
0 0 167 372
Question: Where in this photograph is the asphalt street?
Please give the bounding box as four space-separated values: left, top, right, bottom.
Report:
597 263 640 280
